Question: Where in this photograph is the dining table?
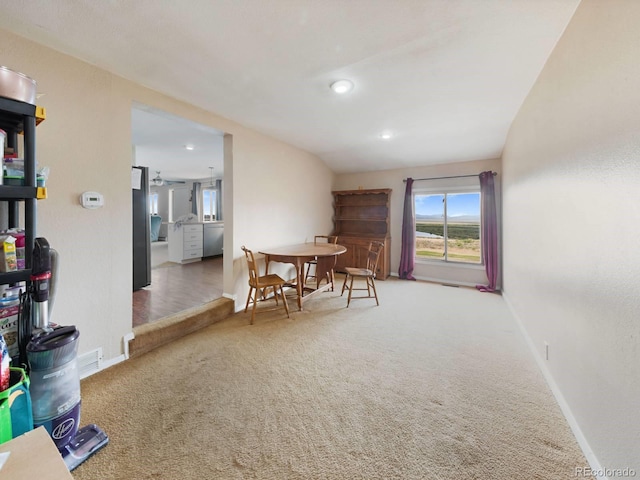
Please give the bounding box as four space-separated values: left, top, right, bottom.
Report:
259 242 347 310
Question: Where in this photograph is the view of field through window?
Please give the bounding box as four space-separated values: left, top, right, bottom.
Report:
203 189 217 221
415 192 481 263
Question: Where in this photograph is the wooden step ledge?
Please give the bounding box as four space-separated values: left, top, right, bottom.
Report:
128 297 234 358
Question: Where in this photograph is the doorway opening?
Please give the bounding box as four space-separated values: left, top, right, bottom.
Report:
131 103 226 327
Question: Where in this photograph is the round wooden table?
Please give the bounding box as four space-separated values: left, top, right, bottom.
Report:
259 243 347 310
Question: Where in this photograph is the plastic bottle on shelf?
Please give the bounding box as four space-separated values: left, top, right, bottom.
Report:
13 231 25 270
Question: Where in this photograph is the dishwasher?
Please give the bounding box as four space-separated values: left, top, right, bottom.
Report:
203 223 224 257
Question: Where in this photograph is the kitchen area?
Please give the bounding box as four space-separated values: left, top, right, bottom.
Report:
167 220 223 264
148 174 224 264
134 177 226 326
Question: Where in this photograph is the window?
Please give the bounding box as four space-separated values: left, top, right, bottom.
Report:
168 189 174 222
202 187 217 222
414 190 481 264
149 192 159 215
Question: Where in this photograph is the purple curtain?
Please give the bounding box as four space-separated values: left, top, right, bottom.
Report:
398 178 416 280
476 171 498 292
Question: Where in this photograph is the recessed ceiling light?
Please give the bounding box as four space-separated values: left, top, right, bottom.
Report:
185 144 195 151
379 131 393 140
330 79 354 94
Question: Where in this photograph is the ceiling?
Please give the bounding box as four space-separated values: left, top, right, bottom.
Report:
131 104 225 182
0 0 580 176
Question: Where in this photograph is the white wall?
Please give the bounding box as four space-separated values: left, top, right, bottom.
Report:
1 29 335 363
230 128 335 299
334 157 500 287
502 0 640 472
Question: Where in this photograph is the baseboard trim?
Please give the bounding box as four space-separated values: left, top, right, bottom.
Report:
122 331 135 360
389 270 502 291
79 353 126 379
100 354 126 372
502 291 608 480
389 272 480 289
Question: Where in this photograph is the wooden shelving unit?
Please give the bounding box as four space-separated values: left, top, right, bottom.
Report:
331 188 391 279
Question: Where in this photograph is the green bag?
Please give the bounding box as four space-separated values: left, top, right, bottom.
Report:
0 367 33 444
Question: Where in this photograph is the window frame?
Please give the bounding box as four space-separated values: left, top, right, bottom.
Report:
149 192 159 215
168 189 174 223
413 184 483 266
201 186 217 222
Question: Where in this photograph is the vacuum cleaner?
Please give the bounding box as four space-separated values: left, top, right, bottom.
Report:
20 237 108 470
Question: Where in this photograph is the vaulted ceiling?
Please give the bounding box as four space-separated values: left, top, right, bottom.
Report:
0 0 580 177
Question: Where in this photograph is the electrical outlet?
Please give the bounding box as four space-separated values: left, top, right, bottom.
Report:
544 341 549 361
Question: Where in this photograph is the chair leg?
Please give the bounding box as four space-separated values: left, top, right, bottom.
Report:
245 286 254 313
279 285 290 317
346 275 355 307
251 289 259 324
305 263 313 282
370 277 379 306
321 270 330 291
258 286 269 302
341 273 349 296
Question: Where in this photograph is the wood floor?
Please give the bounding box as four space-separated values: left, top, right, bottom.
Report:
132 256 224 327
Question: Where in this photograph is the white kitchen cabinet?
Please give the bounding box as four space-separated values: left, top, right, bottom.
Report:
168 223 203 264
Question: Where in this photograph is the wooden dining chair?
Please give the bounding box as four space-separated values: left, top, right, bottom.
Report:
241 246 290 324
341 241 384 307
305 235 338 288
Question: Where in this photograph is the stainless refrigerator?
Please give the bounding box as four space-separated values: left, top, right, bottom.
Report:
132 166 151 290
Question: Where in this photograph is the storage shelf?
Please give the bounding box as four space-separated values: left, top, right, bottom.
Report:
334 233 387 238
0 185 38 200
332 188 391 196
0 95 38 308
0 90 40 366
0 269 31 285
332 188 392 279
335 201 388 206
0 96 36 127
334 216 388 221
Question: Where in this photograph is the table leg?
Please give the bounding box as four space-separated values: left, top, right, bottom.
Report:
315 255 337 291
262 255 272 301
295 260 304 310
259 253 332 312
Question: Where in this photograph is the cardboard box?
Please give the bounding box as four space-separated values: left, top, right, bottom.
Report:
0 426 73 479
0 303 20 358
0 237 17 273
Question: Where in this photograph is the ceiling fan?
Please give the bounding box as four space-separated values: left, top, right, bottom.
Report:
150 171 185 186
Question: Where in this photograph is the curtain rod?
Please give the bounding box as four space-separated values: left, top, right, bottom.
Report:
403 172 496 182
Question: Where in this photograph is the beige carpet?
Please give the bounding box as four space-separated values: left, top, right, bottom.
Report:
73 277 588 479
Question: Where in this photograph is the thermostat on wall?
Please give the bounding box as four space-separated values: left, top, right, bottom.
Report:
80 191 104 209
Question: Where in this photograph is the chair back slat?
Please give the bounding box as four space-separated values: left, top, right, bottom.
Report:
341 240 384 307
366 241 384 275
242 246 259 286
241 245 290 323
314 235 338 245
